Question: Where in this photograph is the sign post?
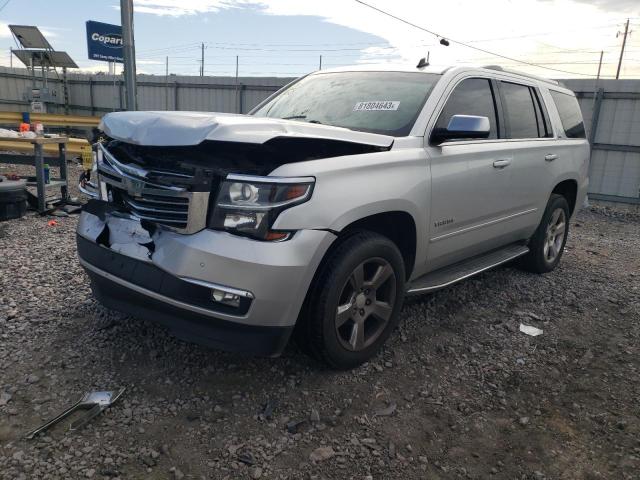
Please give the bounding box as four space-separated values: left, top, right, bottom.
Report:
120 0 138 111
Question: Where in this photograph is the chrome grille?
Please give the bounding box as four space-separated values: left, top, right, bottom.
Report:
96 143 209 233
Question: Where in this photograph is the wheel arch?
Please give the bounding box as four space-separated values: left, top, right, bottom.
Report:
551 178 578 216
338 211 417 281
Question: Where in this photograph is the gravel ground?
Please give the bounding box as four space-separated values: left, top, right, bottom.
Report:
0 165 639 479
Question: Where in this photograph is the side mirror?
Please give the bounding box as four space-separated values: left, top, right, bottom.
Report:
430 115 491 145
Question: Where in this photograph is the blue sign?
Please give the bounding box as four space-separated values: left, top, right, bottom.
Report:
86 21 123 63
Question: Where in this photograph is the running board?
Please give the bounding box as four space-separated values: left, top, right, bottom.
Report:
406 243 529 295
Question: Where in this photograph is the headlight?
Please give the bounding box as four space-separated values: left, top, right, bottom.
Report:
208 174 314 241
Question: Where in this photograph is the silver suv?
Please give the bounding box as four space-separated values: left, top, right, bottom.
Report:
77 64 589 369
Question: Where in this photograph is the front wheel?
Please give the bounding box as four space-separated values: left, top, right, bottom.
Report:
521 194 570 273
303 231 406 369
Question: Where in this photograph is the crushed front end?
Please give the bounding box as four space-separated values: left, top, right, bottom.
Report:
76 138 335 356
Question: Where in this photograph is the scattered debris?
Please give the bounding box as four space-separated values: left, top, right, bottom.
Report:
259 398 277 421
373 401 397 418
286 419 306 434
519 324 543 337
237 451 256 465
47 220 58 227
25 388 125 439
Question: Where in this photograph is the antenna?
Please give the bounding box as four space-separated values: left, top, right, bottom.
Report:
417 52 430 69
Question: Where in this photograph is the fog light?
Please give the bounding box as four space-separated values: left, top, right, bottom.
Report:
211 288 241 308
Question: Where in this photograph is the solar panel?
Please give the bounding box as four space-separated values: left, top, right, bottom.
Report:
8 25 53 50
13 50 79 69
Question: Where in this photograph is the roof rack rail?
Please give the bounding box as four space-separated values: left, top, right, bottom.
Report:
481 65 559 85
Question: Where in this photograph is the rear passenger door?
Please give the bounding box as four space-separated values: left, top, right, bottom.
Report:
496 80 557 233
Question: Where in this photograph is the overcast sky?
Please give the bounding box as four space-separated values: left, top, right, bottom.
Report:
0 0 638 79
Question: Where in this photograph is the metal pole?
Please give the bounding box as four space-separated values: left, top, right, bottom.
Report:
62 67 69 116
592 50 603 111
616 18 629 80
319 55 322 70
120 0 137 110
165 56 169 110
235 55 239 113
201 43 204 76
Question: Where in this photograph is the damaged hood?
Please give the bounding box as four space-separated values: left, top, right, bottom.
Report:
100 111 394 148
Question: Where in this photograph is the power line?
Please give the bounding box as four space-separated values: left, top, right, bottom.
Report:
0 0 11 13
353 0 613 77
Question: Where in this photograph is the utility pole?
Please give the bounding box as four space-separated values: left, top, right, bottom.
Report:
616 18 630 80
592 50 604 125
200 42 204 76
120 0 137 110
319 55 322 70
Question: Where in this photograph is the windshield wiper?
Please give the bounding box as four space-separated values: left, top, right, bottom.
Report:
282 115 323 125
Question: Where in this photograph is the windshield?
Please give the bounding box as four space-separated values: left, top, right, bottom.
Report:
252 71 441 136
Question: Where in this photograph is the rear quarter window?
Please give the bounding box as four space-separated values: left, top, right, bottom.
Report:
550 90 586 139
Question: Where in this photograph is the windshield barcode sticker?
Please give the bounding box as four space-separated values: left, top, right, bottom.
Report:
353 101 400 111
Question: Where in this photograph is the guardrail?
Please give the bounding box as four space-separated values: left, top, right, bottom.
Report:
0 112 101 128
0 137 89 157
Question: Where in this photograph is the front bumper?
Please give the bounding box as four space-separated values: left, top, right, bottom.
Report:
76 201 336 356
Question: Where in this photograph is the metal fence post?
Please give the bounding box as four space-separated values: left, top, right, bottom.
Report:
590 88 604 145
88 78 95 116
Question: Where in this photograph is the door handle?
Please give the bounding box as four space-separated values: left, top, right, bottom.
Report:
545 154 558 162
493 159 511 169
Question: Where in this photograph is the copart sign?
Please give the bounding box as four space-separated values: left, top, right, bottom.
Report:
86 20 123 63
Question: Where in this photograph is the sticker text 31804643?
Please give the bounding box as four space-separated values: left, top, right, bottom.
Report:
353 101 400 112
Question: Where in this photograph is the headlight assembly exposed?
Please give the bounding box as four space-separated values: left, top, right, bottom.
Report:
208 174 314 241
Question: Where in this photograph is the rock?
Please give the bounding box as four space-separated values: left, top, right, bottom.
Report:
85 469 95 478
26 374 39 384
0 392 12 406
170 467 185 480
251 467 263 479
519 416 530 426
310 408 320 422
309 446 335 462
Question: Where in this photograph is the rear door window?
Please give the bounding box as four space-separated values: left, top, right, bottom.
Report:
500 82 542 139
550 90 586 138
435 78 499 140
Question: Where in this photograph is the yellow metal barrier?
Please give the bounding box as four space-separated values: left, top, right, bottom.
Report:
0 112 101 128
0 137 90 156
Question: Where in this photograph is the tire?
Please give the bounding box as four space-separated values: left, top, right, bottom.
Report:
302 231 406 370
521 194 570 273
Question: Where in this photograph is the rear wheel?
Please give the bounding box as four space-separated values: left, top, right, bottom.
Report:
303 231 405 369
521 194 570 273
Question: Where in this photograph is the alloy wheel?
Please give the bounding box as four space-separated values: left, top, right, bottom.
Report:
543 207 566 263
334 257 397 352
